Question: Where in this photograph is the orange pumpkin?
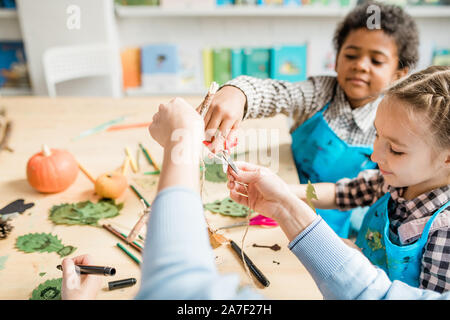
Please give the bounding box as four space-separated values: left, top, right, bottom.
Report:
95 172 128 199
26 144 78 193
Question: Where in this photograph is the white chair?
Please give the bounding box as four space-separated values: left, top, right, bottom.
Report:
42 43 122 97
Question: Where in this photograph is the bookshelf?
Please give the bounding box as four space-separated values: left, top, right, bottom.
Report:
2 2 450 96
115 4 450 18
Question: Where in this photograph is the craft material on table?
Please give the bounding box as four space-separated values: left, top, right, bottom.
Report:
0 255 8 270
16 233 76 257
129 184 151 208
49 199 123 227
229 240 270 287
216 214 278 230
125 147 138 173
139 143 160 172
108 278 137 291
102 224 143 253
56 264 116 276
26 145 79 193
72 115 127 141
116 242 141 265
127 200 150 244
77 161 96 184
30 278 62 300
0 199 34 218
252 243 282 251
204 197 252 217
0 120 12 152
94 172 128 199
107 122 152 132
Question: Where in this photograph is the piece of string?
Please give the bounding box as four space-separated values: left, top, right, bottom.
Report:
202 147 256 287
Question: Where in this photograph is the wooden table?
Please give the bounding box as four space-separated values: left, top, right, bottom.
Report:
0 97 322 300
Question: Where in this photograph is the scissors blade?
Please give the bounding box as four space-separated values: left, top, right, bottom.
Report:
221 151 238 174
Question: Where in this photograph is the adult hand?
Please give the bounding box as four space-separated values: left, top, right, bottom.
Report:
197 86 246 153
149 97 204 149
226 162 295 221
61 254 103 300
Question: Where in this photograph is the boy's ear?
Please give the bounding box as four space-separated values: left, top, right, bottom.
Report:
394 67 409 81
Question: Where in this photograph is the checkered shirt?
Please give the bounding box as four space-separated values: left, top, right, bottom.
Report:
226 75 381 146
335 169 450 293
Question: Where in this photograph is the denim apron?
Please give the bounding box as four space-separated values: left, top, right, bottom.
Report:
356 193 450 287
291 102 376 238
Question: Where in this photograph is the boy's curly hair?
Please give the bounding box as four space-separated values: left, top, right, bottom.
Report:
333 1 419 70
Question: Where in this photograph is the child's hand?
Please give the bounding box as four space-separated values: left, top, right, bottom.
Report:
226 162 295 221
197 86 246 153
149 97 204 149
61 254 102 300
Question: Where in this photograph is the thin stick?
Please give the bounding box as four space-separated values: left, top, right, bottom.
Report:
199 82 219 118
106 122 152 132
0 121 12 152
129 184 151 208
121 156 130 175
125 147 138 173
139 143 160 172
102 224 143 253
77 162 96 184
116 242 141 265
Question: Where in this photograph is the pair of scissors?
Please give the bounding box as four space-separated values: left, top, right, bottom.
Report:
216 214 278 231
200 82 239 174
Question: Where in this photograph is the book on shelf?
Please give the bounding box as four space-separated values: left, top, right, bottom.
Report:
202 48 214 88
231 48 244 78
256 0 284 5
270 44 307 82
243 47 270 79
216 0 234 5
234 0 258 4
115 0 159 5
178 46 204 92
212 48 231 85
0 41 30 90
121 47 141 89
0 0 16 8
160 0 215 8
141 44 179 91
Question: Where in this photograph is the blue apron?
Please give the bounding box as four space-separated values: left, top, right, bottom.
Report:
356 193 450 287
291 102 376 238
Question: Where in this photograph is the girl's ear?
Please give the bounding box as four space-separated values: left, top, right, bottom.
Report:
394 67 409 81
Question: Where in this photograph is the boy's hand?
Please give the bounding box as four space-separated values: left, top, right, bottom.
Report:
61 254 102 300
197 86 246 153
149 97 204 149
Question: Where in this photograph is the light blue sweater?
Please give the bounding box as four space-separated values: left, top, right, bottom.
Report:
135 186 449 300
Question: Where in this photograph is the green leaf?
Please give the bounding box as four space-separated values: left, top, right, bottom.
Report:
49 199 122 226
306 180 318 212
30 278 62 300
204 197 252 217
16 233 76 257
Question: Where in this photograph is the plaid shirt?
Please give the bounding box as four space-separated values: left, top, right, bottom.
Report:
226 75 381 146
335 169 450 293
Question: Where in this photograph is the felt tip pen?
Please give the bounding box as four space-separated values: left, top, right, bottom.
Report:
229 240 270 287
57 264 116 276
108 278 137 291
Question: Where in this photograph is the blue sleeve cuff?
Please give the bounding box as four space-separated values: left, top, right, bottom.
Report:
288 217 352 284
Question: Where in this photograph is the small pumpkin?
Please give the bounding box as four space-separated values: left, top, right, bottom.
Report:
26 145 79 193
94 172 128 199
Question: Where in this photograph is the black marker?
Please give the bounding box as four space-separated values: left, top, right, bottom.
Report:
108 278 137 291
57 264 116 276
229 240 270 287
